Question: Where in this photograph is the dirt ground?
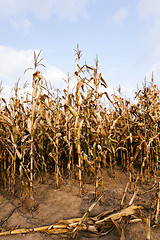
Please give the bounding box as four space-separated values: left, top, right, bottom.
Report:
0 168 160 240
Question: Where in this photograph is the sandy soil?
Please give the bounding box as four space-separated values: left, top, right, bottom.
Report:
0 169 160 240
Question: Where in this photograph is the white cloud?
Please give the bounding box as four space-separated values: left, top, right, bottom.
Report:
137 0 160 19
0 0 94 21
43 65 67 90
0 0 94 34
51 0 92 21
11 18 32 36
0 46 67 99
0 0 52 18
0 46 33 84
136 0 160 63
112 7 128 25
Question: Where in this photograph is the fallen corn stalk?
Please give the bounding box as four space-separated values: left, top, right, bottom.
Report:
0 204 143 238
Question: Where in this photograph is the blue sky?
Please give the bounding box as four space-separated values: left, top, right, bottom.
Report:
0 0 160 100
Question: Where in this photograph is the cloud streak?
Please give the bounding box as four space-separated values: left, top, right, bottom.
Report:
137 0 160 19
136 0 160 64
11 18 32 36
0 0 94 21
112 7 128 26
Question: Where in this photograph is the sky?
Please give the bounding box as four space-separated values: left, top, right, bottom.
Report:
0 0 160 101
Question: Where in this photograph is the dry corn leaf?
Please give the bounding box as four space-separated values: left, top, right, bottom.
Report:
130 218 142 223
112 219 125 240
68 106 77 116
0 114 13 126
95 205 142 224
27 117 32 133
15 149 22 160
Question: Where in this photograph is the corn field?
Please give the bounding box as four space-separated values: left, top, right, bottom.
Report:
0 49 160 209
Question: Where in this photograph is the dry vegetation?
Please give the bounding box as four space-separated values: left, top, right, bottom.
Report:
0 47 160 239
